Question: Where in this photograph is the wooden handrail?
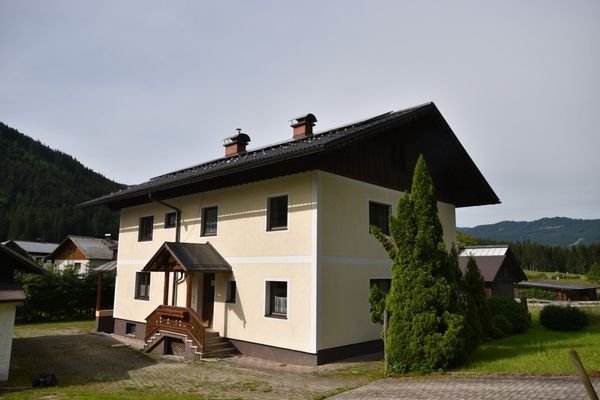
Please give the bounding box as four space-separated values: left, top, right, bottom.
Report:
145 305 206 353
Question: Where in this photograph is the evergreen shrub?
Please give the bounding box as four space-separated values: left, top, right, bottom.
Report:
487 297 531 335
539 305 589 331
491 314 513 337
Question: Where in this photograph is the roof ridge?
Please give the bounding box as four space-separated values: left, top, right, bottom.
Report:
148 110 398 182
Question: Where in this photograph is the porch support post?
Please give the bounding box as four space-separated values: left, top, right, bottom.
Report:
96 272 103 311
186 273 192 308
163 271 170 305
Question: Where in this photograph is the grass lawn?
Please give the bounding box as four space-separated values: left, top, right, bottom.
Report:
524 270 595 285
457 307 600 374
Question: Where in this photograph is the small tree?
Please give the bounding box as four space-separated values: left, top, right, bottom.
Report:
587 262 600 282
462 257 493 351
372 155 465 373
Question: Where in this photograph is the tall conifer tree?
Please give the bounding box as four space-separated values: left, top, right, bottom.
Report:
372 154 466 372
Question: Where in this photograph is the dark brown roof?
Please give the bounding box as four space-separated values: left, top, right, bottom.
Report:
458 247 527 283
143 242 232 273
81 102 499 210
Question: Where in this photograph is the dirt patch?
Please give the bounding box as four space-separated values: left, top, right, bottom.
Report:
1 326 382 399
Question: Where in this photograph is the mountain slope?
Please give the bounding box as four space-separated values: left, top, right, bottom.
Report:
459 217 600 246
0 121 125 242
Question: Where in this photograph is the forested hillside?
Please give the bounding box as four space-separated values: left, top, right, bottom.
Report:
459 217 600 246
0 122 125 242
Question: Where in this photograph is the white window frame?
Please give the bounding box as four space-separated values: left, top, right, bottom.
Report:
264 279 289 319
200 204 219 237
367 199 392 235
266 193 290 232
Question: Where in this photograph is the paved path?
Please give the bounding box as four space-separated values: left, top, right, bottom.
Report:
331 376 600 399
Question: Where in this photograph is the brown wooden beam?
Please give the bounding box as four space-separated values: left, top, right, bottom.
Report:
96 272 103 311
163 271 170 305
186 273 193 308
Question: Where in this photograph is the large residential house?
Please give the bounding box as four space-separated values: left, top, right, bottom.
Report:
45 235 117 274
83 103 499 365
0 243 45 381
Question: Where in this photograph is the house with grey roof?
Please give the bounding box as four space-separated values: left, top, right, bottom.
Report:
1 240 58 264
45 235 117 274
82 103 499 364
458 245 527 297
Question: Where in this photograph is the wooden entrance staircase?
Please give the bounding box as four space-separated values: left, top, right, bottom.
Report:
144 305 237 359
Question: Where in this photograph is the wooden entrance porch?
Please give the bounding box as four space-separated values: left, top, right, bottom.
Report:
141 241 236 359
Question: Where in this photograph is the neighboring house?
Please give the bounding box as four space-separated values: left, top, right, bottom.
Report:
0 243 45 381
1 240 58 264
82 102 499 365
45 235 117 274
458 245 527 297
516 281 599 301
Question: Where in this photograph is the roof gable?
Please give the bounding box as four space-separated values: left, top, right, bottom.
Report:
458 246 527 283
143 242 232 273
48 235 117 261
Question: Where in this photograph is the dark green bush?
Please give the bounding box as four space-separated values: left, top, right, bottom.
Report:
492 314 513 338
540 305 589 331
15 267 115 323
487 297 531 335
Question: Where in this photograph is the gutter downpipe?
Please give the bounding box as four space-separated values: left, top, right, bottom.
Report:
148 193 183 306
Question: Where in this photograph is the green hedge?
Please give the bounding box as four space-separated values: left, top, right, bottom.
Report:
540 305 589 331
16 267 115 323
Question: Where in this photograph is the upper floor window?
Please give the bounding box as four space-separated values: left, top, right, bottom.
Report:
201 206 218 236
267 195 288 231
369 201 390 235
164 212 177 229
135 271 151 300
138 216 154 242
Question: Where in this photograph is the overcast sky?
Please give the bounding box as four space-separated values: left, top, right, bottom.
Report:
1 1 598 227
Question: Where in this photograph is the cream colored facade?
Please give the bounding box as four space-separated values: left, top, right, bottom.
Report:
113 170 456 355
0 303 18 381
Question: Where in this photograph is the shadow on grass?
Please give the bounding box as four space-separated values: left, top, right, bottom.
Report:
5 333 156 387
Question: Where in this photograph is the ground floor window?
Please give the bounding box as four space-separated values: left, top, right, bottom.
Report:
135 271 151 300
226 281 237 303
125 323 136 336
266 281 287 318
370 278 391 294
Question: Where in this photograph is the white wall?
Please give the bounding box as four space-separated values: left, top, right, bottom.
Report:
0 303 18 381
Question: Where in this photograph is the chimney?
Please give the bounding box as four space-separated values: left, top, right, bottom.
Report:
290 113 317 139
223 129 251 157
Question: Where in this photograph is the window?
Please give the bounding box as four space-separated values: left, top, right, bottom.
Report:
267 195 288 231
125 323 136 336
370 278 391 294
164 212 177 229
201 206 218 236
226 281 237 303
138 216 154 241
266 281 287 318
135 272 151 300
369 201 391 235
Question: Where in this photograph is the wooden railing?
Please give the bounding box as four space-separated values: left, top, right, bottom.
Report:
145 305 206 353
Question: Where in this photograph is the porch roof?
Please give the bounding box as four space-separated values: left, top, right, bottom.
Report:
142 242 232 273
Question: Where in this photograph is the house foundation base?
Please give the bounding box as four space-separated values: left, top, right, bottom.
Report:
229 339 383 366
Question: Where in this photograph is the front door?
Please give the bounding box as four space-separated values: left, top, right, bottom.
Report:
202 273 215 326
